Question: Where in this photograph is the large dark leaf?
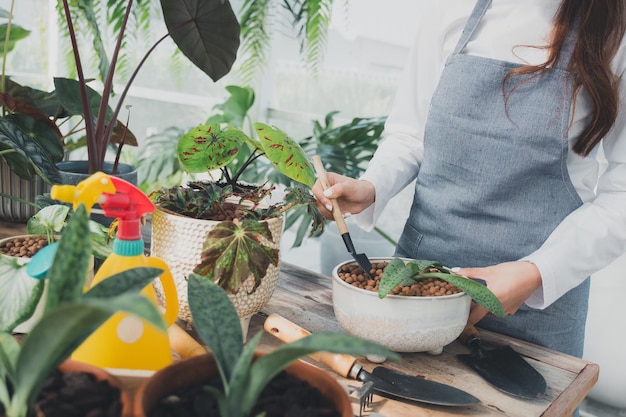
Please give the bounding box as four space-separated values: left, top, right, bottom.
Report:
53 77 111 121
0 118 61 183
2 78 68 119
4 114 64 163
161 0 241 82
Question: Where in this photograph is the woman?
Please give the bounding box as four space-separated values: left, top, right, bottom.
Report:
313 0 626 359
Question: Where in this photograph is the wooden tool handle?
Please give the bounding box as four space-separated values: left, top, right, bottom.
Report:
459 325 480 345
168 323 208 359
263 313 357 378
311 155 349 235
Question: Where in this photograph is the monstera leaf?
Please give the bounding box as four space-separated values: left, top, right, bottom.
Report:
193 220 280 294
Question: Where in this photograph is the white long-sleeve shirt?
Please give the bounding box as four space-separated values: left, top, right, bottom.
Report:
357 0 626 309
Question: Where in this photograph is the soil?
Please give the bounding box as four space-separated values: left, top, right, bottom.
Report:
337 261 463 297
148 370 341 417
0 369 123 417
0 235 49 258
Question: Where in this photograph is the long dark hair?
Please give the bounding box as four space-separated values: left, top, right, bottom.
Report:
508 1 626 156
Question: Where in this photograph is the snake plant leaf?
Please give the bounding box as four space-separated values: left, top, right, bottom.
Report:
13 294 165 412
193 220 279 294
43 205 92 313
0 257 44 333
161 0 240 82
187 274 243 383
253 123 316 188
0 118 61 183
378 258 505 318
177 124 248 173
378 257 414 298
416 271 505 318
246 332 399 411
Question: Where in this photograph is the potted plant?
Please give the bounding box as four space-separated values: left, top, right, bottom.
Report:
331 257 505 355
0 203 166 417
149 113 325 335
0 4 66 221
1 0 241 220
134 273 398 417
0 203 111 333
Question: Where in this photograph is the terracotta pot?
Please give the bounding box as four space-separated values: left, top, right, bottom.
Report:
150 207 283 338
133 353 352 417
57 360 133 417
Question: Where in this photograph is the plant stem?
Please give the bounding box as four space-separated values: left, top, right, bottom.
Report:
373 226 397 247
61 0 97 172
1 0 15 117
0 192 41 208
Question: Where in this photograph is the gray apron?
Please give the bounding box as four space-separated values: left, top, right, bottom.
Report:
395 0 589 357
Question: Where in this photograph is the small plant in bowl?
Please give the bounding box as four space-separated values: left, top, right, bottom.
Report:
332 257 504 355
0 204 166 417
134 273 398 417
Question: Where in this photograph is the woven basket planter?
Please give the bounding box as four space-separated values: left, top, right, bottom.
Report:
150 207 283 335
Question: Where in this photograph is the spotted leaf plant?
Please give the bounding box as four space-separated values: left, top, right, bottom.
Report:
151 121 324 295
379 258 505 318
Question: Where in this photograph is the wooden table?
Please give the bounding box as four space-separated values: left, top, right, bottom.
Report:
250 262 599 417
2 218 598 416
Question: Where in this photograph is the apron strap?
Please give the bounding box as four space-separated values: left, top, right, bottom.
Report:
451 0 492 57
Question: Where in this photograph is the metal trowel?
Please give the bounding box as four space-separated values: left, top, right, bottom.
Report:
312 155 372 276
457 326 547 398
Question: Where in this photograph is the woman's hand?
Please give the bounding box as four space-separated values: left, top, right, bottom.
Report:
456 261 543 326
312 172 376 220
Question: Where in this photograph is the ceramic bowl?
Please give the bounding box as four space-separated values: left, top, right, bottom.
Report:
331 257 471 355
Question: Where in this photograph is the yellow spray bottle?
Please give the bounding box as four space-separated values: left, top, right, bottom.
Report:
52 172 179 371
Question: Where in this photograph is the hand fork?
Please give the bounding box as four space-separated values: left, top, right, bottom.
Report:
349 381 375 417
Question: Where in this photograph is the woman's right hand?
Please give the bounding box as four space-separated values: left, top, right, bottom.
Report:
312 172 376 220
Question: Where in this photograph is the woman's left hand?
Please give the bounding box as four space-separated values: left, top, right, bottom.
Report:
456 261 543 326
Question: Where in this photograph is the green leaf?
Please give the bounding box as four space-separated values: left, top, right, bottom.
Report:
0 256 45 332
53 77 113 122
378 258 413 298
13 295 164 411
0 118 61 183
188 275 243 384
246 332 399 409
176 124 248 174
161 0 240 82
253 123 315 188
193 220 279 294
0 331 21 381
209 85 255 129
27 205 70 239
378 258 505 318
0 24 30 53
44 205 92 312
84 267 164 299
416 271 505 318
